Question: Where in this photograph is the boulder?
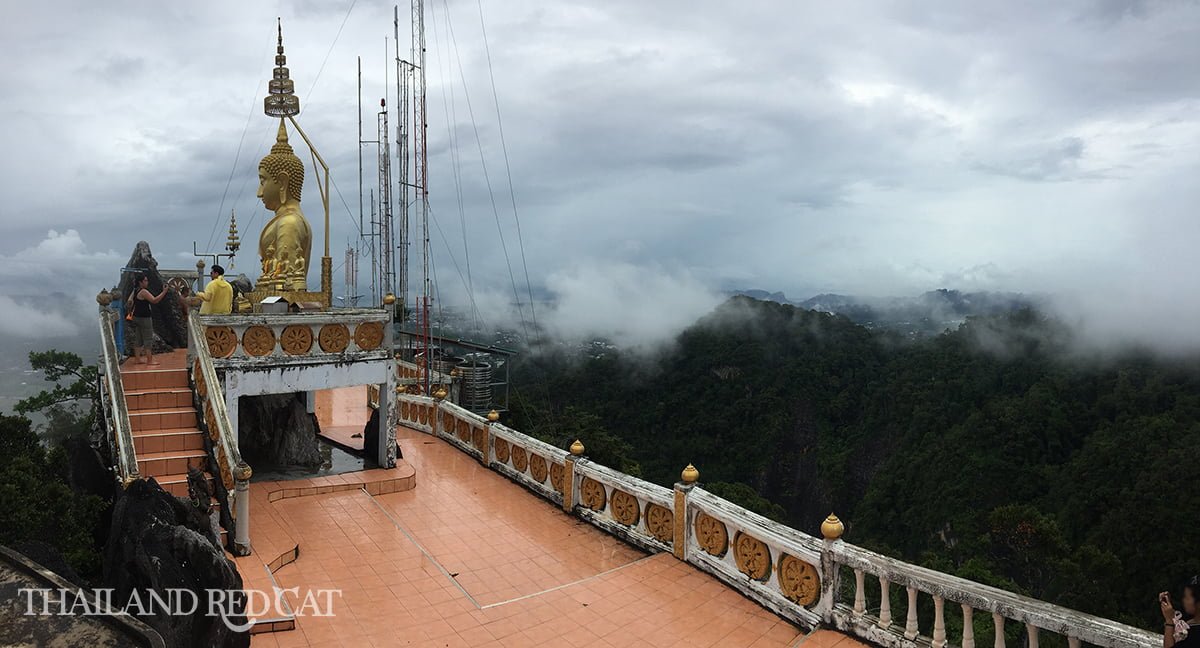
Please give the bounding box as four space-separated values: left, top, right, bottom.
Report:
229 274 254 297
361 408 401 467
103 479 249 648
236 393 322 468
115 241 187 354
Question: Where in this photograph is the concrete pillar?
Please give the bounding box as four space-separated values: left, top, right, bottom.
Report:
234 475 251 555
224 387 239 445
376 382 391 468
305 390 316 414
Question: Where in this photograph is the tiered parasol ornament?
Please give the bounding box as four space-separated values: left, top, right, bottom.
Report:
264 18 300 118
225 210 240 268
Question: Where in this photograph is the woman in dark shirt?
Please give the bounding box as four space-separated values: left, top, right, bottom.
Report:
128 273 170 366
1161 577 1200 648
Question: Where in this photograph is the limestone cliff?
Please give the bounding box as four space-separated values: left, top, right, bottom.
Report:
235 392 322 468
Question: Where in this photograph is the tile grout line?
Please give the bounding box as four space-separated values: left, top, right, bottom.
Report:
361 486 483 609
478 553 659 610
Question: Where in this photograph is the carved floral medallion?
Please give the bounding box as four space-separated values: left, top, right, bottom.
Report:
354 321 384 350
400 401 409 420
549 462 564 493
581 477 606 511
472 427 486 453
694 512 728 557
242 326 276 357
280 325 313 355
205 326 237 358
733 532 772 581
511 446 528 473
193 361 206 398
494 438 510 463
317 323 350 353
457 419 469 441
778 554 820 606
529 454 548 484
645 503 674 543
610 489 640 526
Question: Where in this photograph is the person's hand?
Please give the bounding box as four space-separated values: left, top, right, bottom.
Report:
1162 591 1177 622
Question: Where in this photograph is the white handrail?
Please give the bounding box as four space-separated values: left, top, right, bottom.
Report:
97 308 138 482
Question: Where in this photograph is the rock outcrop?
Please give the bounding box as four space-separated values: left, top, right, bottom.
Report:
103 479 249 648
115 241 187 354
236 393 322 468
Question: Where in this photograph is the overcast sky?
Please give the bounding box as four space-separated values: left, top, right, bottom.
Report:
1 0 1198 347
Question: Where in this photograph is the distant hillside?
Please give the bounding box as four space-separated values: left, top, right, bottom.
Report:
510 296 1198 627
796 289 1043 337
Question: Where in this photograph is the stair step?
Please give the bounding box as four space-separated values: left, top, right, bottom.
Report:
133 428 206 454
137 450 207 478
155 472 216 498
121 369 189 392
129 408 197 432
125 388 193 411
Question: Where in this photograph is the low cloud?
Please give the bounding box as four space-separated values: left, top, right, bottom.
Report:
538 262 722 351
0 295 80 339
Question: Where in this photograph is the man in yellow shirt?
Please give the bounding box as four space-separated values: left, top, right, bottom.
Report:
197 265 233 315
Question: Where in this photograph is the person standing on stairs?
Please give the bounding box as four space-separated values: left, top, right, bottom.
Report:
128 273 172 366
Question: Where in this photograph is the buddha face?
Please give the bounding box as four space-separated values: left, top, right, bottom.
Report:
257 166 288 210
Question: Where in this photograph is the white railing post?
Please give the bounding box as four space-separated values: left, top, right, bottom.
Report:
932 596 947 648
1026 624 1039 648
905 586 919 639
962 604 976 648
993 612 1006 648
234 463 251 554
879 577 892 628
818 514 844 624
853 569 866 616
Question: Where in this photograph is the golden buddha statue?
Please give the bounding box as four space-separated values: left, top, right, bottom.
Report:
256 119 313 292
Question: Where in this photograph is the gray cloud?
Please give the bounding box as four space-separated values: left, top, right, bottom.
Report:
2 0 1199 351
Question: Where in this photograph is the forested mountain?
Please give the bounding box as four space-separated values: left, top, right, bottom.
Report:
509 296 1198 626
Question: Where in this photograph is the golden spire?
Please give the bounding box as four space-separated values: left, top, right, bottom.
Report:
225 210 240 259
264 18 300 118
271 119 294 155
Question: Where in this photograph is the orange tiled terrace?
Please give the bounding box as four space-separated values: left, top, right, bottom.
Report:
223 387 853 648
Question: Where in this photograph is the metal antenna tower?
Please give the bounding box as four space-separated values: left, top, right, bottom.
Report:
411 0 431 394
395 5 411 322
377 98 395 302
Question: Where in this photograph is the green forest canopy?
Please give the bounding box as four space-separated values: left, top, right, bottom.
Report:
509 297 1199 626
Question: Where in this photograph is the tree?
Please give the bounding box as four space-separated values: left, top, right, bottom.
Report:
15 350 97 446
0 414 104 578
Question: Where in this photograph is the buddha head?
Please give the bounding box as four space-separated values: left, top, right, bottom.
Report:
257 120 304 210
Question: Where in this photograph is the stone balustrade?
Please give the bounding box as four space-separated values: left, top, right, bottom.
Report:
825 541 1158 648
395 391 1161 648
198 310 389 366
97 308 139 483
684 486 828 628
396 393 437 434
187 314 252 555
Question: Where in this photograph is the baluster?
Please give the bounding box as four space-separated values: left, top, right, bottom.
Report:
853 569 866 616
993 612 1006 648
904 586 920 639
1067 638 1081 648
878 577 892 628
931 596 947 648
1026 624 1039 648
962 604 975 648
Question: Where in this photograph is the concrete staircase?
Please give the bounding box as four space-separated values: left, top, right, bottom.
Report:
120 353 224 545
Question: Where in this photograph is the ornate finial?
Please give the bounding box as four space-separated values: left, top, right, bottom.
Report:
821 513 845 540
383 292 396 305
394 385 404 394
197 258 206 270
234 463 253 481
225 210 240 259
264 18 300 117
96 289 113 306
433 387 448 400
681 464 699 484
570 439 585 456
486 410 500 423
